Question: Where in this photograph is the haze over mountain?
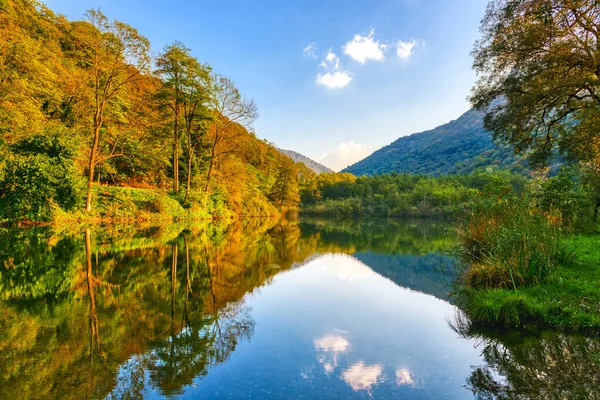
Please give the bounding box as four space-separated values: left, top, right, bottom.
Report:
278 149 333 174
344 109 528 176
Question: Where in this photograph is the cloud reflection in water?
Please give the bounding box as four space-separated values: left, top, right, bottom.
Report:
342 361 384 391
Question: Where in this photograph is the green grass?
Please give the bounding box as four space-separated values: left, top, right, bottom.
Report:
52 185 216 223
459 234 600 333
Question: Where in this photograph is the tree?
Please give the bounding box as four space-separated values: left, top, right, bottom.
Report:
205 75 258 191
80 9 150 212
0 128 83 221
180 59 212 202
269 158 300 210
471 0 600 220
156 42 188 194
0 0 65 138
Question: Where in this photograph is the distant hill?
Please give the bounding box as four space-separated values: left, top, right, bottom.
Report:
278 149 333 174
344 109 529 176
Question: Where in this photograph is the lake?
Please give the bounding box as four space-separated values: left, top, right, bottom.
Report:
0 218 597 399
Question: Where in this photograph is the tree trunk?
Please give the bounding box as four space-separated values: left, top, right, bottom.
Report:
594 197 600 222
204 145 216 191
170 243 178 363
173 113 179 194
185 149 192 203
85 228 100 362
85 120 101 213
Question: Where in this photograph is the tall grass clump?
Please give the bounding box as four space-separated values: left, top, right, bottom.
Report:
458 191 573 291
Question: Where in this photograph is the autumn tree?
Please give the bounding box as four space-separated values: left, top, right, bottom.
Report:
180 59 212 202
78 10 150 212
0 0 66 138
269 158 300 210
470 0 600 216
205 75 258 191
156 42 188 194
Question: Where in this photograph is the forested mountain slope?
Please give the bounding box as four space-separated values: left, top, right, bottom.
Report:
278 149 332 174
344 110 528 176
0 0 304 222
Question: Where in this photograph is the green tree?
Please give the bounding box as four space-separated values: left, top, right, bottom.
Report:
80 9 150 212
470 0 600 171
179 56 212 202
156 42 191 194
0 128 83 221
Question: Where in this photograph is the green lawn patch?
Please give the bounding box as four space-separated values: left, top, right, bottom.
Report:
460 235 600 333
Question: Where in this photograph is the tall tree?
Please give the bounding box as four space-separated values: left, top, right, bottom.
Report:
205 75 258 191
470 1 600 161
0 0 65 138
181 60 212 202
80 10 150 212
471 0 600 218
269 158 300 210
156 42 191 194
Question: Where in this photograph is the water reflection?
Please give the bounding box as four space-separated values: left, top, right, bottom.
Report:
314 332 350 374
342 361 384 392
0 218 597 399
395 367 414 386
450 313 600 400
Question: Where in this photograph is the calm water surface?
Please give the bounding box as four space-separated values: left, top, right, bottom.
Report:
1 219 597 399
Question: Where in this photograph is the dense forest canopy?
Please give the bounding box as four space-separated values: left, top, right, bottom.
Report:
470 0 600 213
0 0 303 221
343 109 530 177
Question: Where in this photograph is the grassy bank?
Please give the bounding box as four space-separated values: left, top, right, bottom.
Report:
49 186 220 224
457 234 600 333
43 185 279 225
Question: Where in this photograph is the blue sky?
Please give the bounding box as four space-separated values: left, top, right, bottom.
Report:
45 0 488 171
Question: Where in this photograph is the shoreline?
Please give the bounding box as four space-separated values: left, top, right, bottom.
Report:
454 234 600 335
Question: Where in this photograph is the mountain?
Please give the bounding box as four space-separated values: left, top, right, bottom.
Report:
278 149 333 174
344 109 528 176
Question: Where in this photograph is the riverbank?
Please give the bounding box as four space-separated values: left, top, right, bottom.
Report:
456 234 600 334
1 185 282 226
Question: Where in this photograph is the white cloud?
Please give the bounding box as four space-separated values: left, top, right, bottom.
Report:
318 142 374 171
324 49 341 69
396 39 417 60
315 49 351 89
343 29 387 64
316 71 352 89
303 43 317 59
342 362 384 391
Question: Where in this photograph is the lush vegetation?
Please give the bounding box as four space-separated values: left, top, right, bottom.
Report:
453 165 600 328
300 168 528 217
457 235 600 332
343 109 531 177
0 0 304 223
453 0 600 332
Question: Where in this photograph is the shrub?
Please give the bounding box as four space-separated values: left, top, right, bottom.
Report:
0 129 84 222
458 191 573 290
537 166 595 231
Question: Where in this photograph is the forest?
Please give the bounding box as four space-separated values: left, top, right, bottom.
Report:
0 0 303 223
344 109 531 177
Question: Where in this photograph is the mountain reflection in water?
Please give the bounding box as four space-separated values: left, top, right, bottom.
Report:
0 218 597 399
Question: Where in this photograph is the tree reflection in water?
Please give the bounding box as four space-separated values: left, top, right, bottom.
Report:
1 218 598 398
449 312 600 400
